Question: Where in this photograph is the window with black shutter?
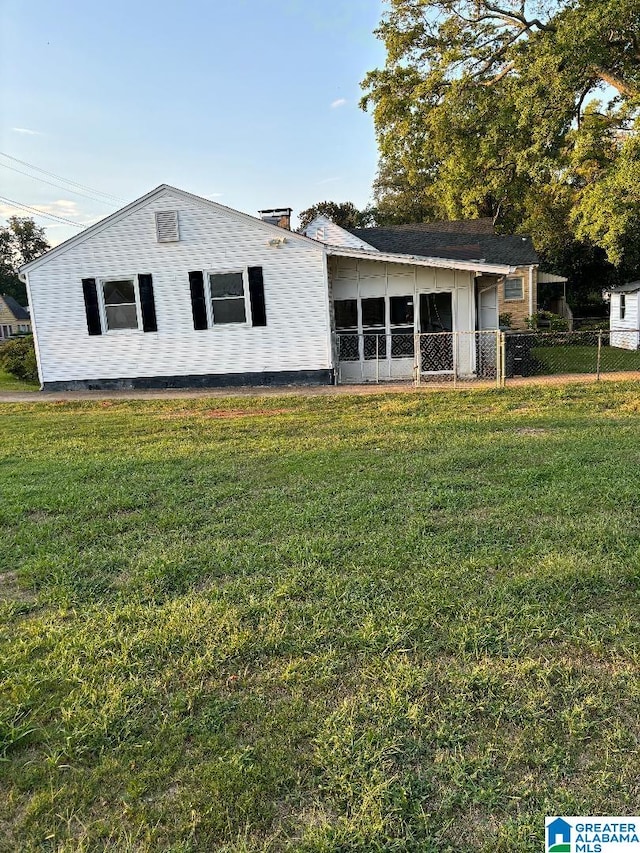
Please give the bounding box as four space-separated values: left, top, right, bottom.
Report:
248 266 267 326
189 271 208 329
82 278 102 335
138 274 157 332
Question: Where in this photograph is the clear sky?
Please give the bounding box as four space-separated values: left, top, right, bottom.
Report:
0 0 386 245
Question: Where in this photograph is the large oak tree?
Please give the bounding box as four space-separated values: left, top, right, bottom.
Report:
361 0 640 276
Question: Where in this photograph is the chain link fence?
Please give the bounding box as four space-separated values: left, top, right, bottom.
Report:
334 330 640 386
503 329 640 383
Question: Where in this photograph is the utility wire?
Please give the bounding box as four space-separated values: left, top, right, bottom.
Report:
0 152 125 203
0 195 87 228
0 162 120 206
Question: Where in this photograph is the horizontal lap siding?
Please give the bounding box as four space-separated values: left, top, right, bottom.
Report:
611 293 639 329
29 193 330 382
610 293 640 349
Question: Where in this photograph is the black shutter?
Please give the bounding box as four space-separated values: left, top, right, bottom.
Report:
248 266 267 327
189 271 208 330
138 274 157 332
82 278 102 335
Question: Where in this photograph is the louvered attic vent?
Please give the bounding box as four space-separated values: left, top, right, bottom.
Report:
155 211 180 242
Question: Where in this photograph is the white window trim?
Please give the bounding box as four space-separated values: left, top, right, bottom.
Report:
504 276 524 301
205 268 252 327
98 275 143 334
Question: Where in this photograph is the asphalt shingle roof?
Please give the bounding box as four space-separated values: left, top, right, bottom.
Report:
605 280 640 294
348 219 539 267
2 294 29 320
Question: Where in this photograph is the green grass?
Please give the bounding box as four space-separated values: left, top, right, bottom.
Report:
1 384 640 852
0 366 38 392
532 344 640 375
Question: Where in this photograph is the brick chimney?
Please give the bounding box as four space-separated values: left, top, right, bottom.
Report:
258 208 292 230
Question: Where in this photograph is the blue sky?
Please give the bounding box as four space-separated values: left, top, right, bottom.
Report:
0 0 386 245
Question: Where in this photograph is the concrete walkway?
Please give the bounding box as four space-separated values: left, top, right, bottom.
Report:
0 371 638 404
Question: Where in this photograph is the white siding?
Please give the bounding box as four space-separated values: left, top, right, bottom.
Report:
303 216 377 251
27 191 331 383
610 292 640 349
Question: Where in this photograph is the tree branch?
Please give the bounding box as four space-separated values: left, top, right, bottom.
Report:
576 84 593 128
594 68 639 98
471 27 526 80
481 62 516 85
483 2 555 32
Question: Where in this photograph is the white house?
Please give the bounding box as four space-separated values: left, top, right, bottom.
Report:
20 184 540 390
604 281 640 350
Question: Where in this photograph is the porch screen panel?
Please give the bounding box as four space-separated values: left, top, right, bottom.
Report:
362 297 386 360
390 295 414 359
335 299 358 361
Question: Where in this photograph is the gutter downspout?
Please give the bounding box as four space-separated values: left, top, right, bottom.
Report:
19 271 44 390
528 265 535 318
320 247 337 384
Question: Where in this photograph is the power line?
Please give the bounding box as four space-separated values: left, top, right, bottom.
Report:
0 152 125 203
0 195 87 228
0 162 120 206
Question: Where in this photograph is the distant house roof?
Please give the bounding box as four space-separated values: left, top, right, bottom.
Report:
1 294 30 320
604 280 640 294
348 219 539 267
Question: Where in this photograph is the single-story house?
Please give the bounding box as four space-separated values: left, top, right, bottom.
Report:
604 281 640 350
0 294 31 340
20 184 542 390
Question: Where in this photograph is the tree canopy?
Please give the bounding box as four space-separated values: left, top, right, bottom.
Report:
297 200 376 231
361 0 640 276
0 217 49 305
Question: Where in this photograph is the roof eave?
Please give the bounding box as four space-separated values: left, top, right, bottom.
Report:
326 245 516 275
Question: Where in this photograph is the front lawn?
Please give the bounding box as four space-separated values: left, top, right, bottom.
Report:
1 384 639 851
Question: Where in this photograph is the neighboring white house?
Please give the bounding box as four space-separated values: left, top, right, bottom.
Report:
20 184 540 390
604 281 640 350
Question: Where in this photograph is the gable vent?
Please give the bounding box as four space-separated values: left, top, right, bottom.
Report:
155 211 180 242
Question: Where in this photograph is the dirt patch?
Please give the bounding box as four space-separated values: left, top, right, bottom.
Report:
26 509 57 523
0 570 35 603
514 427 549 436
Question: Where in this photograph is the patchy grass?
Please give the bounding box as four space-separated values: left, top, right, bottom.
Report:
1 383 640 852
531 344 640 374
0 366 38 392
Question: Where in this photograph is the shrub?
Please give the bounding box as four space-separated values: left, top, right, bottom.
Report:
526 311 569 332
0 335 38 382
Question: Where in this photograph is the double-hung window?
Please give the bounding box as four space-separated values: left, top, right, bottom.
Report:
100 277 141 331
620 294 626 320
208 271 247 325
504 277 524 301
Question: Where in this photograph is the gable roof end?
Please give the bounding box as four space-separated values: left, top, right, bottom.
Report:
19 184 324 275
303 215 378 251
